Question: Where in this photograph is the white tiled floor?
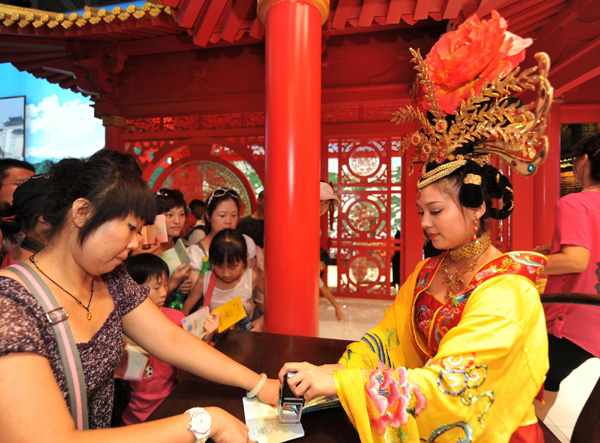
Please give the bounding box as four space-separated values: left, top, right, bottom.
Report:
318 295 392 342
318 295 600 442
542 358 600 442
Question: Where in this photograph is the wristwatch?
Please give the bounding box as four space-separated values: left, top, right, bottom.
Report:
186 407 212 443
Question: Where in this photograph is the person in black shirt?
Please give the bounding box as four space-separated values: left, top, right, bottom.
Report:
237 190 264 248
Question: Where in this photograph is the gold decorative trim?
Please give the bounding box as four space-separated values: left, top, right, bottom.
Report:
0 1 171 30
102 115 126 127
417 160 466 189
464 173 482 186
393 50 553 178
257 0 329 25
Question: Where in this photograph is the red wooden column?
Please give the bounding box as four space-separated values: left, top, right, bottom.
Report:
102 115 126 151
533 103 561 247
258 0 329 336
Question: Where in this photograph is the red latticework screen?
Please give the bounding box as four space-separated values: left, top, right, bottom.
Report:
161 161 252 217
328 137 403 300
121 115 267 217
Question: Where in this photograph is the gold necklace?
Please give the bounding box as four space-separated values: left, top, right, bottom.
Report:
441 255 480 302
448 231 491 262
29 255 95 320
442 232 492 301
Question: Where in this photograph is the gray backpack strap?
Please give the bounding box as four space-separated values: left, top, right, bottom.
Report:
7 262 89 430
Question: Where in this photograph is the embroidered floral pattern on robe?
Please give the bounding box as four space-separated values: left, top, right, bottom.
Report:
364 362 427 441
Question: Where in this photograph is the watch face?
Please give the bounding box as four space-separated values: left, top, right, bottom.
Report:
190 408 211 437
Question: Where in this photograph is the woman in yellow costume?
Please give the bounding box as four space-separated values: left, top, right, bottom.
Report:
279 11 553 443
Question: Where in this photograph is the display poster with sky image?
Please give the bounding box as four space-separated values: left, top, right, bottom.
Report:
0 63 104 172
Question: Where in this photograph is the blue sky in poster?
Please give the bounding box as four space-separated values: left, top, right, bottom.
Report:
0 63 104 166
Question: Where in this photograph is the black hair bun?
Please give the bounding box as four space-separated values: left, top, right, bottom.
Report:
458 160 484 208
482 165 514 220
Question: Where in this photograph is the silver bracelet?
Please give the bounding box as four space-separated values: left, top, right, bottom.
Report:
246 373 267 398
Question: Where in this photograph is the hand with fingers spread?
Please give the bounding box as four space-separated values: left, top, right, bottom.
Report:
278 362 338 402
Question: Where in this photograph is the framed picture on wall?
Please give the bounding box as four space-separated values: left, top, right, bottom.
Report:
0 96 26 160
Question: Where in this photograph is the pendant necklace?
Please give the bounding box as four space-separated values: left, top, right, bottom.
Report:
29 254 95 320
441 231 491 302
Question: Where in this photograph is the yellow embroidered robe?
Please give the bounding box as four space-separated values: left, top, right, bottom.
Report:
334 252 548 442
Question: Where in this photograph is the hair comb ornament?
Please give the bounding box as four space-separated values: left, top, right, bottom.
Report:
392 10 553 188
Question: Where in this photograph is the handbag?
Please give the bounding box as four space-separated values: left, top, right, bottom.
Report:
7 262 89 430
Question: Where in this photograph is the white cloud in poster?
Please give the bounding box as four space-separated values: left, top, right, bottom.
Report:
25 95 104 160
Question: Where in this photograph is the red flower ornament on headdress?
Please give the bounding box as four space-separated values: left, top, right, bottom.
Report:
392 10 552 179
425 10 533 115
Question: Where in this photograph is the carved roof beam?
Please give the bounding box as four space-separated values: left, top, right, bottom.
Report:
505 0 564 32
0 32 68 50
248 16 264 40
172 0 206 28
332 0 361 29
473 0 512 20
551 38 600 96
220 0 253 43
441 0 466 20
192 0 229 47
0 49 67 64
515 4 570 36
357 0 382 27
414 0 435 21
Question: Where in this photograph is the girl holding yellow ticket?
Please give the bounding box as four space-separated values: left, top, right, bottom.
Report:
183 228 265 337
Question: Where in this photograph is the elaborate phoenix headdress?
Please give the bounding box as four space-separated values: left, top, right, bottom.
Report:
393 10 553 218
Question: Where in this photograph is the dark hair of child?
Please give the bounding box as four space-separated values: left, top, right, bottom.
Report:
43 157 156 245
155 188 186 215
320 248 329 264
125 253 169 285
189 199 205 210
209 228 248 269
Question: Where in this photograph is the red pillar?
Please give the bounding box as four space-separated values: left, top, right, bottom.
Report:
102 115 126 151
258 0 328 336
533 103 561 247
402 163 422 281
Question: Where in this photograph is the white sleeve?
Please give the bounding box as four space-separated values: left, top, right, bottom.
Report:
187 244 206 270
243 234 257 259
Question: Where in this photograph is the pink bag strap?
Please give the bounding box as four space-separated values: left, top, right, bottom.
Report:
203 272 217 308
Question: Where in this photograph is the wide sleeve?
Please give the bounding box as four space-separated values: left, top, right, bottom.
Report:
334 275 548 442
338 261 427 371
